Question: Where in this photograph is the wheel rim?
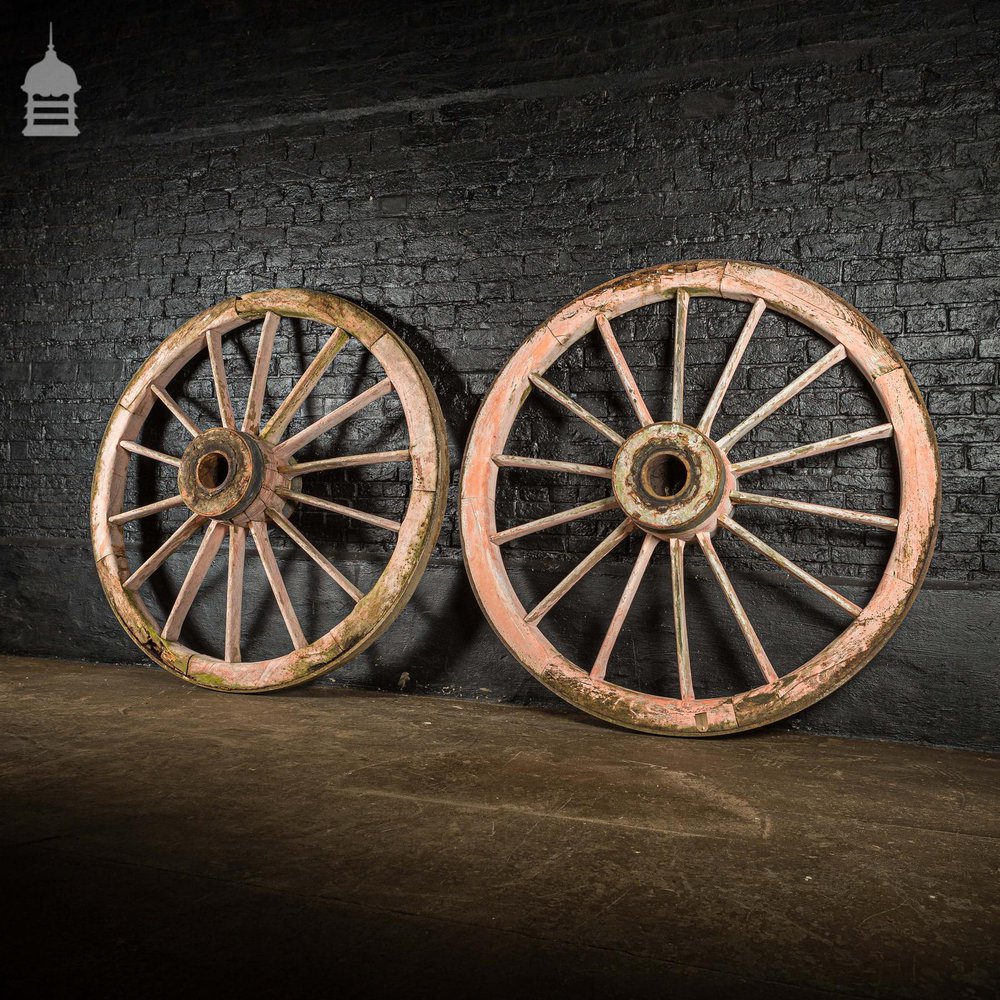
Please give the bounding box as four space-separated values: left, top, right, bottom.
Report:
92 289 448 692
460 260 940 735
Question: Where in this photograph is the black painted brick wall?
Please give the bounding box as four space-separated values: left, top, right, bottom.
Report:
1 1 998 745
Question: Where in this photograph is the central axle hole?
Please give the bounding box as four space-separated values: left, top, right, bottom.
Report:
642 453 690 500
196 451 231 493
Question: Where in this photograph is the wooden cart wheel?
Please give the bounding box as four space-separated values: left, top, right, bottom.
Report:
460 261 940 735
92 289 448 691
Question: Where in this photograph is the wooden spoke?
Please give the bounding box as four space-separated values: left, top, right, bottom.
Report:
119 440 182 467
261 327 349 443
249 520 307 649
672 290 689 423
525 520 634 625
528 373 624 445
731 491 898 531
492 454 612 479
109 494 186 526
269 509 363 602
732 423 894 476
491 496 620 545
123 513 207 591
162 521 227 641
697 532 778 685
206 328 236 430
282 449 410 476
595 314 653 426
242 310 279 434
225 525 246 663
720 515 862 618
278 488 402 533
591 534 658 680
699 297 767 436
670 538 694 700
275 377 393 461
717 344 847 453
151 384 201 438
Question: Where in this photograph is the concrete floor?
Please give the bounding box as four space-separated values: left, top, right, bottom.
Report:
1 657 997 998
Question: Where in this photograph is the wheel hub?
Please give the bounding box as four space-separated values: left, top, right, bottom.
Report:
612 422 731 537
178 427 274 522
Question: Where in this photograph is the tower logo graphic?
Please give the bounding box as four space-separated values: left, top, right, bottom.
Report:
22 24 80 137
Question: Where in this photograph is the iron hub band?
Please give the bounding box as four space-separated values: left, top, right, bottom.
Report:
611 422 729 536
177 427 265 520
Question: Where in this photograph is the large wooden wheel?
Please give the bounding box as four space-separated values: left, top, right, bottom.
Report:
92 289 448 691
460 261 940 735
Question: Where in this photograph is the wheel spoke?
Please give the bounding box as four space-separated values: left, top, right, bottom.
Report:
591 534 658 680
492 454 612 479
670 538 694 700
275 377 393 462
528 373 624 445
721 515 861 617
242 311 280 434
672 290 689 423
249 520 307 649
269 509 363 602
697 532 778 685
162 521 227 641
595 314 653 427
206 328 236 430
151 385 201 438
525 519 634 625
109 494 186 526
730 490 898 531
225 525 246 663
261 327 349 443
491 496 620 545
716 344 846 453
698 297 767 436
732 423 894 476
119 440 182 467
278 488 402 533
282 449 410 476
123 513 207 591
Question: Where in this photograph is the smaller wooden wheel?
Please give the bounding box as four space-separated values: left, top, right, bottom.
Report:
92 289 448 691
460 261 940 736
